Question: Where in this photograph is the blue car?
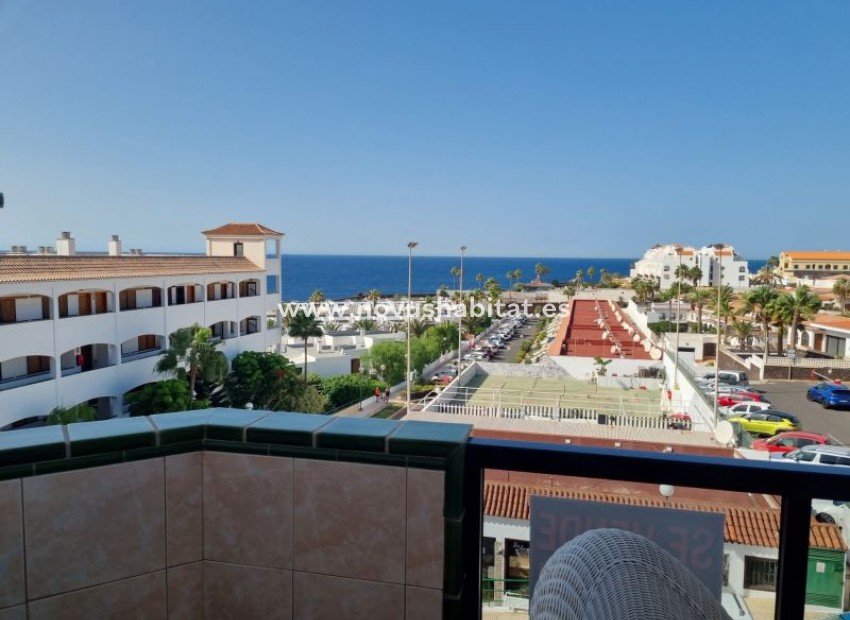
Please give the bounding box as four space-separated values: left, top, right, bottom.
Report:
807 382 850 409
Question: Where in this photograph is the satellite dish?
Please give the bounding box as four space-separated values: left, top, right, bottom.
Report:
715 421 735 446
650 348 662 360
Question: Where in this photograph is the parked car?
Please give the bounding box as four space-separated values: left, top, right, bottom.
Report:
721 401 773 417
716 392 767 408
806 383 850 409
726 411 802 437
771 445 850 468
751 431 829 453
702 370 749 386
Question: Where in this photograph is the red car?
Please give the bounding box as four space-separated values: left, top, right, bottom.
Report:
716 392 765 407
752 431 829 453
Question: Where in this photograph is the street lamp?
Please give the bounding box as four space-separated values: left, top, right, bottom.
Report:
712 243 724 427
458 245 467 372
674 247 682 391
407 241 418 415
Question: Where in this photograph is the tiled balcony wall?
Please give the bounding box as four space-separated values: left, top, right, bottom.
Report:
0 410 471 620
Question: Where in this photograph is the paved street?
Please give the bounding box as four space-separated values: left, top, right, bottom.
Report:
756 380 850 446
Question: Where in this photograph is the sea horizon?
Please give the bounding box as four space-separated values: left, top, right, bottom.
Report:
280 254 768 302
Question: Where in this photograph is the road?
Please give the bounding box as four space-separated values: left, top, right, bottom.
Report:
757 380 850 446
495 318 541 363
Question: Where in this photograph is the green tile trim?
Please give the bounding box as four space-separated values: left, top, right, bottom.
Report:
0 425 67 466
204 409 272 441
389 421 472 458
332 450 408 468
443 519 464 597
34 451 125 475
316 417 400 453
149 410 212 445
67 417 156 457
202 439 270 456
245 412 334 447
443 446 466 520
0 463 35 482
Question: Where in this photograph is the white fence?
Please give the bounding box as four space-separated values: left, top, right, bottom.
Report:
419 401 707 432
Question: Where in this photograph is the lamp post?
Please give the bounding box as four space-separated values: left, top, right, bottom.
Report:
407 241 418 414
674 248 682 391
458 245 467 372
712 243 724 427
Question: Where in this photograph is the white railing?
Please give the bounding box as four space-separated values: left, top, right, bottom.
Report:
422 401 709 432
766 356 850 369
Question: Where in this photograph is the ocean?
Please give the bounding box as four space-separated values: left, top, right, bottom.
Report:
280 255 768 301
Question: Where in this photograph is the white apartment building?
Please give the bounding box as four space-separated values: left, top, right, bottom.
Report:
630 243 749 290
0 223 283 429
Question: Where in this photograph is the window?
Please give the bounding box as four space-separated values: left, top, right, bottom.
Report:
663 265 670 271
234 242 244 257
744 556 777 591
738 275 746 281
739 266 746 272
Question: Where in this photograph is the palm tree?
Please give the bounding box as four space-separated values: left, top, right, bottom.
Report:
710 285 736 343
674 263 690 283
780 285 822 350
686 288 715 334
599 268 608 285
436 283 448 300
366 288 381 307
155 323 228 399
535 263 551 281
688 266 703 288
658 287 678 322
450 266 461 291
586 266 596 288
408 317 432 338
575 270 584 290
309 289 326 303
475 273 484 291
352 318 379 331
751 265 781 288
323 321 344 333
288 310 323 382
833 277 850 313
731 319 754 351
743 286 779 358
766 295 795 355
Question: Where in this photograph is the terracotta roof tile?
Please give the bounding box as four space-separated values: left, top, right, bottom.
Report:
484 481 846 551
810 313 850 331
202 223 283 237
782 251 850 261
0 255 263 284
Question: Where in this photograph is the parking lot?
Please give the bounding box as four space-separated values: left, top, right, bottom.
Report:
756 380 850 446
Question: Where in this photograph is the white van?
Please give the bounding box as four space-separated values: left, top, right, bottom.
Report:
772 445 850 467
703 371 749 386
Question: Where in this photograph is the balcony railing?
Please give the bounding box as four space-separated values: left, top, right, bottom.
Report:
460 437 849 620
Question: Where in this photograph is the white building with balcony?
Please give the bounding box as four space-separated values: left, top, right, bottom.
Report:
630 243 749 290
0 223 283 428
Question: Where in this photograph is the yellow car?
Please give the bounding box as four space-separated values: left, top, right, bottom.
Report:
726 411 802 437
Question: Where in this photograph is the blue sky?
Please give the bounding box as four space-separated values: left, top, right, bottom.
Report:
1 1 848 258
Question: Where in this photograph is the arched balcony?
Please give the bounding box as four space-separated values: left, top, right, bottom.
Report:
0 294 51 324
0 354 52 391
59 344 116 377
119 286 163 311
58 289 113 317
240 316 261 336
239 278 261 298
207 281 236 302
210 320 237 341
167 283 203 306
120 334 165 362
